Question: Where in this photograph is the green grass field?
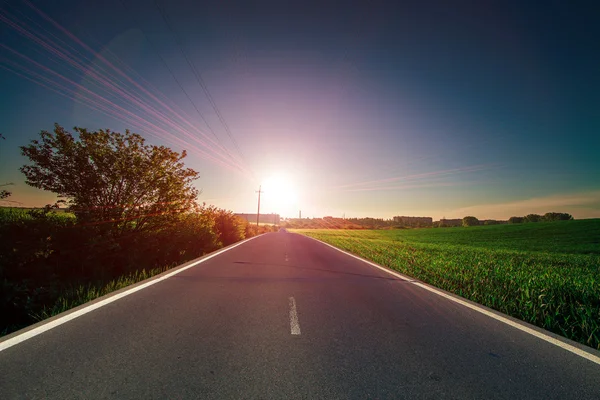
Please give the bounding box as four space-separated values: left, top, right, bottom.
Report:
294 220 600 350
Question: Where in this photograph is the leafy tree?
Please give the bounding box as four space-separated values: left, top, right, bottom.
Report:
0 186 11 200
543 212 573 221
20 124 200 234
508 216 524 224
0 135 12 200
462 216 479 227
524 214 542 223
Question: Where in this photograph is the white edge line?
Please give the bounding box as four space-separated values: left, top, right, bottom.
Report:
289 296 301 335
300 234 600 366
0 234 265 352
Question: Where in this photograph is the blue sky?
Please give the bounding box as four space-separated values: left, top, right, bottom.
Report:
1 0 599 219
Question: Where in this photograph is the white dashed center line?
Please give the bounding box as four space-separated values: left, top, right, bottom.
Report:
289 297 301 335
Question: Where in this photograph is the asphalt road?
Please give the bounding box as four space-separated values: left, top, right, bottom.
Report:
1 231 599 399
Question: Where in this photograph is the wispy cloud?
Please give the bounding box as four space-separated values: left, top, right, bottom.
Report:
448 191 600 220
333 164 498 192
341 180 476 192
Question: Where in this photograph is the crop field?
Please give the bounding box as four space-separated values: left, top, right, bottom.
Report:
294 220 600 350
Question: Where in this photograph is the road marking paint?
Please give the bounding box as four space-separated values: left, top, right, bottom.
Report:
0 234 264 353
303 235 600 365
289 297 301 335
285 254 289 262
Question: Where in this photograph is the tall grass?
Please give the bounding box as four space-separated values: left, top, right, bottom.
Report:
296 221 600 350
30 265 173 322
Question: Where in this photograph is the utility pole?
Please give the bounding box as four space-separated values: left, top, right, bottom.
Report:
256 185 263 226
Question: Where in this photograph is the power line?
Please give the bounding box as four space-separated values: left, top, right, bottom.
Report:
10 0 246 173
118 0 246 174
153 0 255 181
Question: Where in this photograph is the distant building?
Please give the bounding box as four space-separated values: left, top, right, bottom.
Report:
437 218 462 227
235 213 280 225
393 216 433 227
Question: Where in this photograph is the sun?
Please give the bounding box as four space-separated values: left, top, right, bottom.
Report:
261 174 298 216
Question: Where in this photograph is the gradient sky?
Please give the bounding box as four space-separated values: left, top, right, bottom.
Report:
1 0 599 220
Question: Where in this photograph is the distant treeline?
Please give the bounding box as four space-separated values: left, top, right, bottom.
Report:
283 212 574 230
507 212 573 224
282 216 395 230
281 216 436 230
455 212 573 227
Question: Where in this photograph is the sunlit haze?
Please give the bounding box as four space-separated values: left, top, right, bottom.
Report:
1 0 599 219
261 174 299 217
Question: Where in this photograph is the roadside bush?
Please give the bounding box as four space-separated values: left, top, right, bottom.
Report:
0 208 77 333
0 204 274 336
2 125 283 336
202 206 247 246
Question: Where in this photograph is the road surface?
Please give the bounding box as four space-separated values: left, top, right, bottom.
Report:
1 232 599 399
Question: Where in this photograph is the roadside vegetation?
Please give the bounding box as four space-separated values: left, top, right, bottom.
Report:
295 220 600 350
1 125 276 336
